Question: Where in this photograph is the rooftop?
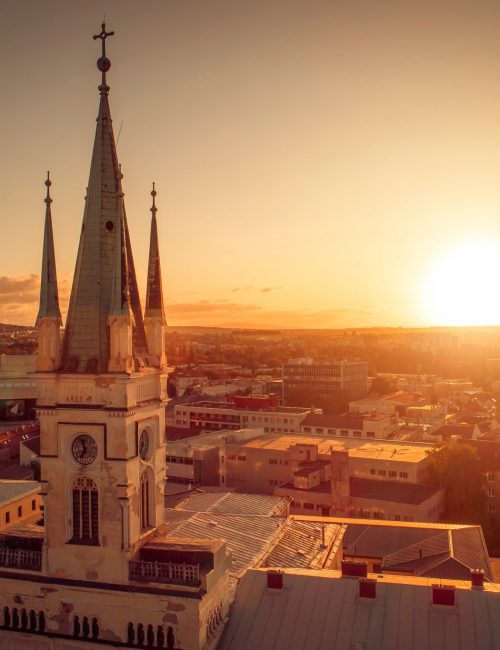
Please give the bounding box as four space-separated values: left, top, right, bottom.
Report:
349 477 440 505
236 432 434 462
165 491 289 578
218 567 500 650
0 480 39 507
343 520 493 581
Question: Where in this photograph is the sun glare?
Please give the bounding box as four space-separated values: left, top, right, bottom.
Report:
420 241 500 326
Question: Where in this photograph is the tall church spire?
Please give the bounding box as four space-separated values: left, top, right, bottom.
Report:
36 172 62 371
60 24 148 373
144 184 167 368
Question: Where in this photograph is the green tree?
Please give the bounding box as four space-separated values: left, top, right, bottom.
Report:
426 442 486 524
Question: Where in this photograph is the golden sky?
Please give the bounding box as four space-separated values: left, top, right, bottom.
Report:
3 0 500 328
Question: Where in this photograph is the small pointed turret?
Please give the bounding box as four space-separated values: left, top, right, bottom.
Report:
144 183 167 368
36 172 62 372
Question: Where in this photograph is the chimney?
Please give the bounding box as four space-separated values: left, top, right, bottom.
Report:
359 578 377 599
470 569 485 589
432 585 455 606
267 570 284 590
341 560 368 578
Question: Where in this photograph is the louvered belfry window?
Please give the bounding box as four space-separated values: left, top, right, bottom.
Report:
71 477 99 545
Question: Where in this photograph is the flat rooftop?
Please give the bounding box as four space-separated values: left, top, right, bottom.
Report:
182 401 309 414
236 433 434 462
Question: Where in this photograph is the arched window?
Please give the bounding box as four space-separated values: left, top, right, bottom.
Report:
71 477 99 545
140 470 153 531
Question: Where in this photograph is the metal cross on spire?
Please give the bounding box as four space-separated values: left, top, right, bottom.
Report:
93 22 114 93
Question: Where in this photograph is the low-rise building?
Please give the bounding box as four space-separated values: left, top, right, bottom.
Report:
0 480 42 530
223 432 442 522
167 427 265 487
300 412 397 439
171 398 314 433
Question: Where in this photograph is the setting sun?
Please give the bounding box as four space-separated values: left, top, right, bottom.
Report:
421 241 500 326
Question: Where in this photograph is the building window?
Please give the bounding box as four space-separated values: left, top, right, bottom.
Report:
237 455 246 461
370 469 376 476
340 430 349 437
269 459 278 465
269 479 279 486
17 506 22 518
389 471 397 478
487 473 495 482
140 471 153 531
399 472 408 479
488 503 496 512
367 432 375 438
31 499 36 511
303 427 311 433
353 431 362 438
303 503 315 510
5 512 10 524
228 454 236 460
378 470 386 477
488 488 495 498
71 477 99 545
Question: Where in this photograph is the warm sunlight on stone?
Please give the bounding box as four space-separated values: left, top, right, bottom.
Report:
421 241 500 326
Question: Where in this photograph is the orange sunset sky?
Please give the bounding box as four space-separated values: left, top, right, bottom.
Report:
3 0 500 329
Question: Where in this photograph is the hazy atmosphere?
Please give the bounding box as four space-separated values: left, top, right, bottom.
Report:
3 0 500 328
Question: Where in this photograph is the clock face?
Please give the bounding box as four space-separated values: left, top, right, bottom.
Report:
139 430 150 460
72 435 98 466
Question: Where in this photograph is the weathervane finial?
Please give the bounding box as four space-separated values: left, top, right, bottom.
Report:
93 22 114 93
151 183 157 218
45 171 52 205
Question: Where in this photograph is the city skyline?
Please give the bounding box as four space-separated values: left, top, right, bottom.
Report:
4 0 500 329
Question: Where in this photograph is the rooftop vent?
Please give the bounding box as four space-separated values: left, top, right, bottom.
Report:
432 585 455 606
341 560 368 578
208 520 218 527
359 578 377 599
470 569 485 589
267 570 284 590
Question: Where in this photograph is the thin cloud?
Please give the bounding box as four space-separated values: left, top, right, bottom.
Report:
231 285 253 293
260 286 283 293
0 274 71 325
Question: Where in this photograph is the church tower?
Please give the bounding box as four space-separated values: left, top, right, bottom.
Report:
0 25 230 650
36 23 168 583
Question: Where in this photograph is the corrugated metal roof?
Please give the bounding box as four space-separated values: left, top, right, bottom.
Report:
166 511 284 577
218 568 500 650
0 480 39 506
343 522 493 582
260 519 343 569
179 491 289 516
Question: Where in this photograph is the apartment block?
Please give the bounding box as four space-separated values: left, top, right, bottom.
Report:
283 358 368 403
